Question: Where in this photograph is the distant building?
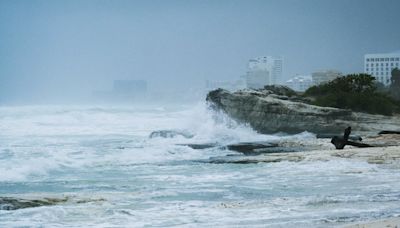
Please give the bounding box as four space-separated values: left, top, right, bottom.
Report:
285 75 313 92
312 70 342 85
246 70 270 89
246 56 283 89
364 51 400 86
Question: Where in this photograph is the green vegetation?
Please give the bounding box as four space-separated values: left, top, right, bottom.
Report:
304 73 399 115
389 68 400 101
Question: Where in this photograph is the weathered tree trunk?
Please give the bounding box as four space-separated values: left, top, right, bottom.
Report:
331 127 373 149
379 130 400 135
317 133 362 141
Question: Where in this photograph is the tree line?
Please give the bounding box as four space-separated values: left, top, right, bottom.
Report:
304 68 400 115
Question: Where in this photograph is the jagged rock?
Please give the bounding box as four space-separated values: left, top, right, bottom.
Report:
225 142 307 155
269 94 289 100
263 85 297 97
208 154 305 164
177 143 218 149
206 89 400 134
0 197 68 210
227 144 307 155
0 196 106 210
226 142 278 153
149 130 194 139
178 141 309 155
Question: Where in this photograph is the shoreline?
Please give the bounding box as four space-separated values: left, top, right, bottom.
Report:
209 145 400 165
209 134 400 227
209 138 400 165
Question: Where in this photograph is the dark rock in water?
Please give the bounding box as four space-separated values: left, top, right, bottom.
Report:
178 141 306 155
226 142 278 153
206 88 400 134
226 142 308 155
149 130 194 139
237 146 306 155
208 153 305 164
0 197 68 210
177 143 218 149
0 196 106 210
317 133 362 141
379 130 400 135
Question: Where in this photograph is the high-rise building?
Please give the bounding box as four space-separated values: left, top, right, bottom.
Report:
285 75 313 92
312 70 342 85
364 51 400 86
246 56 283 89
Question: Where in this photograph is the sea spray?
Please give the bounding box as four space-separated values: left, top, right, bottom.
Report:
0 104 399 227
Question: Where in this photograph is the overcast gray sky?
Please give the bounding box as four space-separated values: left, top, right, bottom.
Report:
0 0 399 103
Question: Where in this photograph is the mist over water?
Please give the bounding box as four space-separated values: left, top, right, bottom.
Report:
1 0 400 104
1 0 400 226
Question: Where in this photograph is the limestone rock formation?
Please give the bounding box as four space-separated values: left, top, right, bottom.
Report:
206 87 400 134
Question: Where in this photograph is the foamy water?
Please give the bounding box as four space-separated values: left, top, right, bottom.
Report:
0 104 399 227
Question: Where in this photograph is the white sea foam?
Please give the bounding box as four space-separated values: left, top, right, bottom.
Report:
1 104 399 227
0 103 272 181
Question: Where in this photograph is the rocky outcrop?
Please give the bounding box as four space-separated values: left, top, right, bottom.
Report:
0 197 68 210
0 196 106 210
177 141 312 155
208 145 400 165
206 87 400 134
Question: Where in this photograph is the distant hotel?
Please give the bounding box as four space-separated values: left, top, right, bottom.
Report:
364 51 400 86
246 56 283 89
285 75 313 92
285 70 342 92
312 70 342 85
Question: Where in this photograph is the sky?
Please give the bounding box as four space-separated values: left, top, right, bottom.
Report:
0 0 399 103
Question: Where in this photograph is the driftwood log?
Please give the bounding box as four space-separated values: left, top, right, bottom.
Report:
379 130 400 135
317 133 362 141
331 127 373 149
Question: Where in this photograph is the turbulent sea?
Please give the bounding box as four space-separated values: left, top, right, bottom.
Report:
0 103 400 227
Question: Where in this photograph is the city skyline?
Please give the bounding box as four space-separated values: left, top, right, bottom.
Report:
0 0 399 103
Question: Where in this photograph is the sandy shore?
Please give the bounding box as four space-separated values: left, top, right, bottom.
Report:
342 217 400 228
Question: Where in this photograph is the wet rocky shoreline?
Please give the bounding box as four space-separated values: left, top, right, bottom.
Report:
206 86 400 135
207 134 400 165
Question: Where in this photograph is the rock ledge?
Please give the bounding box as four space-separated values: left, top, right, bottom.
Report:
206 87 400 134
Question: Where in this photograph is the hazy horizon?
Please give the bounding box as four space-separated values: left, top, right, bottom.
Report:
1 0 399 104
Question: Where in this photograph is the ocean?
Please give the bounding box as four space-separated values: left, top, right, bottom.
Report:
0 103 399 227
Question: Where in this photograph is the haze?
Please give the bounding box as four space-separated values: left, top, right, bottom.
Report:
1 0 399 104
